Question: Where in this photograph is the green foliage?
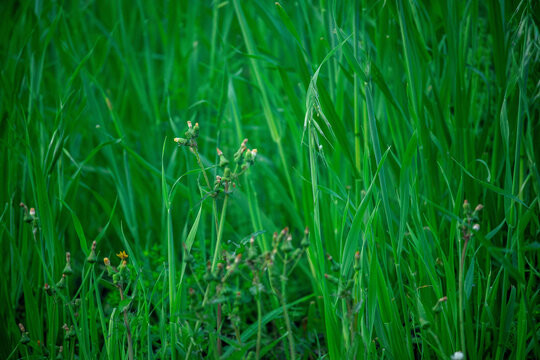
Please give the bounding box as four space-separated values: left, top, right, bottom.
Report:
1 0 538 359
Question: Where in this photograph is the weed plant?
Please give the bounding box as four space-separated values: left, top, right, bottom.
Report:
1 0 539 359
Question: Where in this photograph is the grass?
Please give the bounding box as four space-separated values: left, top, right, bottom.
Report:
1 0 539 359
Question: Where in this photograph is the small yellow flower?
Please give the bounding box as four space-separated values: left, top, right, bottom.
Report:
104 257 110 266
116 251 129 260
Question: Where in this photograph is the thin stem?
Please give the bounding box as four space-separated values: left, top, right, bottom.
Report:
185 194 229 360
118 286 134 360
193 148 219 234
256 289 262 360
234 325 242 345
211 195 229 272
281 255 296 360
217 303 222 356
459 231 470 356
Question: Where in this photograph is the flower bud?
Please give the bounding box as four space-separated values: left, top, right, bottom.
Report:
217 148 230 167
87 241 98 264
272 231 279 247
44 283 54 296
56 346 63 360
63 252 73 276
354 251 361 271
19 324 31 345
245 149 257 165
300 227 310 248
56 274 67 289
324 273 339 285
432 296 447 314
281 234 294 253
20 332 31 345
234 140 248 163
174 137 188 146
104 257 117 276
463 199 471 214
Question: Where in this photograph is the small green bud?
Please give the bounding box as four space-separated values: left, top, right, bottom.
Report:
327 253 340 272
354 251 361 271
62 256 73 276
62 324 76 341
217 148 230 167
56 346 64 360
18 324 30 345
24 207 37 223
87 241 98 264
174 137 188 146
44 283 54 296
432 296 447 314
62 266 73 276
234 139 248 163
215 262 224 280
324 273 339 285
463 199 471 214
247 237 257 260
56 274 67 289
300 227 310 248
245 148 257 165
281 234 294 253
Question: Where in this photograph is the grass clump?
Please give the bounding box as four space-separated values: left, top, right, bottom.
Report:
1 0 539 359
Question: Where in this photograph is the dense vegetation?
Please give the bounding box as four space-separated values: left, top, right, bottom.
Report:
1 0 538 359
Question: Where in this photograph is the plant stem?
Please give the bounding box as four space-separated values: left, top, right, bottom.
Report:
217 303 222 356
281 255 295 360
185 194 229 360
118 286 134 360
459 232 470 356
211 194 229 271
193 148 219 233
256 290 262 360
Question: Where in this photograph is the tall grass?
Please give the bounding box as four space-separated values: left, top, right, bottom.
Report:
1 0 538 359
